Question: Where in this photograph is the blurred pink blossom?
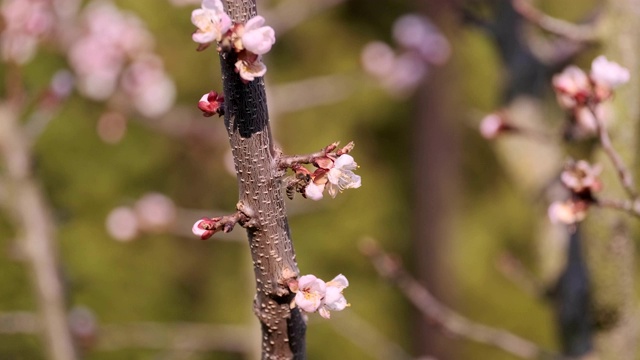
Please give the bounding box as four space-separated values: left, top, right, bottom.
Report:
392 14 450 65
134 192 177 232
590 56 630 90
0 0 54 63
105 206 139 242
121 55 176 118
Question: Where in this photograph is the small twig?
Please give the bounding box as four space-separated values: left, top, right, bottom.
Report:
589 104 638 200
512 0 599 43
595 198 640 218
360 239 562 360
277 150 327 169
325 312 414 360
0 312 253 354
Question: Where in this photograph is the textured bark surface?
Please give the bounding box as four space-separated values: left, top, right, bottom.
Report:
219 1 305 359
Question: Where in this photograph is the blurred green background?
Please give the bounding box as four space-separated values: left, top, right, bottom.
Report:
0 0 606 359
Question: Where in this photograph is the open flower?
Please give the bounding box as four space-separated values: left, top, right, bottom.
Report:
235 54 267 82
318 274 350 319
304 181 326 201
590 56 630 90
327 154 361 198
238 16 275 55
294 275 326 313
191 0 231 44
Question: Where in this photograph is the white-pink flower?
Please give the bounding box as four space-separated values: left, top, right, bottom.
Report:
235 57 267 82
295 275 326 313
318 274 349 319
548 200 588 225
240 16 275 55
552 65 590 109
327 154 361 198
191 0 231 44
590 55 630 90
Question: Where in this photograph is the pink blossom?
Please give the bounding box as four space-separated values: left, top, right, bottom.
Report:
191 0 232 44
590 56 630 90
318 274 349 319
392 14 450 65
304 181 325 201
361 41 396 78
0 0 54 64
560 160 602 193
327 154 361 198
121 55 176 118
552 66 590 109
134 193 177 231
106 206 139 242
239 16 275 55
235 56 267 82
548 200 588 225
295 275 327 313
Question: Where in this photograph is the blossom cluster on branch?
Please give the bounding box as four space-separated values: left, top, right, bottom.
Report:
190 0 275 82
188 1 356 323
480 55 638 225
290 274 350 319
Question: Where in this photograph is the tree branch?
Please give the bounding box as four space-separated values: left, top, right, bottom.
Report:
219 1 305 358
589 104 638 200
511 0 599 43
0 104 78 360
595 198 640 218
360 239 562 360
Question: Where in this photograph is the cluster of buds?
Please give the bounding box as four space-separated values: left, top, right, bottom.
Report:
286 142 362 201
552 56 629 138
197 90 225 117
290 274 349 319
548 160 603 225
190 0 275 82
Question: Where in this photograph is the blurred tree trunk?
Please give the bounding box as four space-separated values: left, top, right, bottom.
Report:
411 1 461 359
583 0 640 358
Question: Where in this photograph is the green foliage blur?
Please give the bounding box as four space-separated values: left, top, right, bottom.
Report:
0 0 603 359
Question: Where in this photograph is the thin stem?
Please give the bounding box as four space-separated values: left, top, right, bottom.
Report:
596 198 640 218
277 150 326 169
511 0 599 43
589 104 638 200
360 239 563 360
